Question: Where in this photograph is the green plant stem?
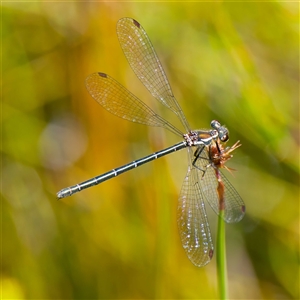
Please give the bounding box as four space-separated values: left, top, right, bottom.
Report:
216 210 228 299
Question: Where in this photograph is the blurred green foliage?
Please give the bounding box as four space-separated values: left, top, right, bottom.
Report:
2 2 299 299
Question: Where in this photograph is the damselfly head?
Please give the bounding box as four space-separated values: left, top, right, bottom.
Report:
210 120 229 142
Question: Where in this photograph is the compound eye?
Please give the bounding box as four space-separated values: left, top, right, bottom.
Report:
211 120 221 129
220 133 229 142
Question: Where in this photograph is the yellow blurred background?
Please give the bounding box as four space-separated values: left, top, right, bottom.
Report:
2 2 299 299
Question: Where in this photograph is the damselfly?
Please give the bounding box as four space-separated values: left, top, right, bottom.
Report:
57 18 245 267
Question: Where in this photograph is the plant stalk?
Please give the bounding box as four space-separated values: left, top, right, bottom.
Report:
216 209 228 299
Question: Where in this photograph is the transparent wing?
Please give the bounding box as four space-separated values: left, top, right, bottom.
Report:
177 149 214 267
117 18 190 132
85 72 182 137
194 149 245 223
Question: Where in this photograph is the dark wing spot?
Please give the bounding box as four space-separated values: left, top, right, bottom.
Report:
209 248 214 259
98 72 107 78
133 19 140 28
241 205 246 213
